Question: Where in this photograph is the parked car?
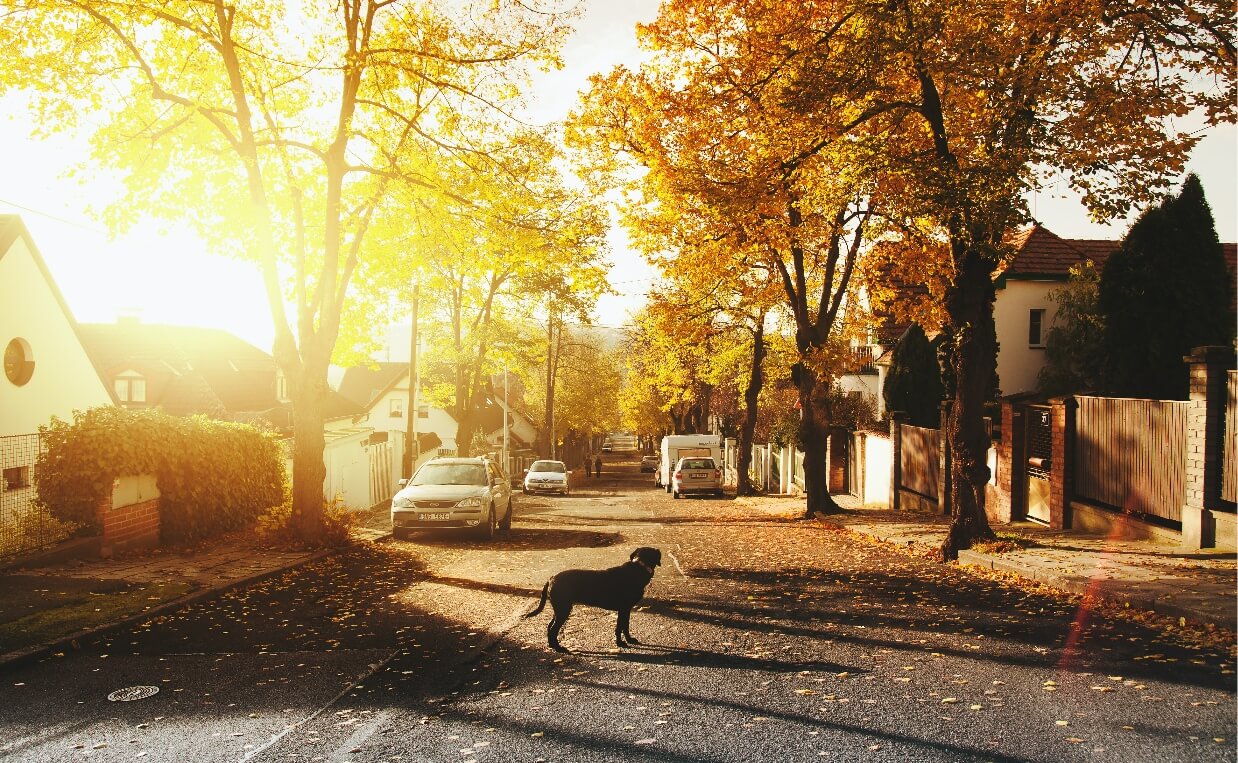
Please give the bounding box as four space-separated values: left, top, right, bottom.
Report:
672 456 723 499
523 459 570 495
639 454 658 473
390 457 513 540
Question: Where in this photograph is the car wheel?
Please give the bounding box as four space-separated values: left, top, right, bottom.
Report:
499 497 513 533
392 527 410 541
477 505 496 540
672 489 680 499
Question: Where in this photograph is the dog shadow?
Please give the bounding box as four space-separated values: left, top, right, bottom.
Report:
572 643 863 675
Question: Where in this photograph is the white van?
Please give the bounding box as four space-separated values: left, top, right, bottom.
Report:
657 434 722 491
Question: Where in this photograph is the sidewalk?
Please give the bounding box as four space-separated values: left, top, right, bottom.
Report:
818 494 1238 632
0 541 337 670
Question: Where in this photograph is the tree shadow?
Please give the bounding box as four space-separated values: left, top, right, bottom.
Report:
395 527 621 551
572 643 862 674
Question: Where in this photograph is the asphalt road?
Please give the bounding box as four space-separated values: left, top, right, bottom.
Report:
1 458 1234 762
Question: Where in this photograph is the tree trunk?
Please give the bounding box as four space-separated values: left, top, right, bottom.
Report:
940 252 999 560
794 362 842 517
736 321 765 496
290 367 328 542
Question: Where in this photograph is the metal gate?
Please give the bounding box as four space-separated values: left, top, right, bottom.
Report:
1025 406 1051 523
828 428 849 494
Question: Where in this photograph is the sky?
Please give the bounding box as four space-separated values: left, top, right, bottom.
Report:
1 0 1233 355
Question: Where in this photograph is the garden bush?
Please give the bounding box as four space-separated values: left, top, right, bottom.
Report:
37 407 285 544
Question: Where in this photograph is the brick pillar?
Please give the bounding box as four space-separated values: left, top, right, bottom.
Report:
890 411 907 510
1048 396 1076 530
938 401 952 516
991 400 1023 524
1181 346 1234 548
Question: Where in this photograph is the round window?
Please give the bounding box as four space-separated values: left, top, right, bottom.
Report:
4 338 34 386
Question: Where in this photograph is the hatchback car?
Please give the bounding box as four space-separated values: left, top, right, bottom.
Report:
639 454 659 473
671 456 723 498
523 459 570 495
390 457 513 540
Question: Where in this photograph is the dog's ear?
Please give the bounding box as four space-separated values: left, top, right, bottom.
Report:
633 547 662 566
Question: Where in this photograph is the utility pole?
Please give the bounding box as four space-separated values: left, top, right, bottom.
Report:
503 368 510 476
402 284 420 479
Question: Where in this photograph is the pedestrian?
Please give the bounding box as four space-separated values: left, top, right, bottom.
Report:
583 454 591 478
594 454 602 478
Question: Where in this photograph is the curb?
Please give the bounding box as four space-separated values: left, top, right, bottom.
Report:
0 547 336 673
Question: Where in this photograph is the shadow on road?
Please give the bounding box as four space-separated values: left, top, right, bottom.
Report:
394 527 621 551
574 643 863 674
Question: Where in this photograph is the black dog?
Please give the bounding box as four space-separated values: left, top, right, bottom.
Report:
524 547 662 652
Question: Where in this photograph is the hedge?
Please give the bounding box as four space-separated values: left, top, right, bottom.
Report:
37 407 286 544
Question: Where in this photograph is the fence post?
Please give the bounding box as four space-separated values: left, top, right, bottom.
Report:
996 399 1024 524
889 411 907 511
1181 346 1234 549
1048 396 1076 530
938 401 951 516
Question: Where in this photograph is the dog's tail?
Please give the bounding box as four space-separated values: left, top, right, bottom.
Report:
524 581 549 618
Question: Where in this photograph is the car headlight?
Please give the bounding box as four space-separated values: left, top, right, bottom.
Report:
392 496 413 508
455 496 482 508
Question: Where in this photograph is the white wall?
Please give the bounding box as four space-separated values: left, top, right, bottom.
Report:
0 234 112 436
862 432 892 508
359 378 458 450
993 279 1058 396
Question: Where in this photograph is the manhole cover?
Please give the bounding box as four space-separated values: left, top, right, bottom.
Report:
107 686 160 702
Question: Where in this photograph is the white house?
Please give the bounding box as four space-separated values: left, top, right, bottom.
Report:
0 216 114 437
334 362 459 457
1 216 114 503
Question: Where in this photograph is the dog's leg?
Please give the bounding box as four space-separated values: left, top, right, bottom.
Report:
547 602 572 653
616 608 640 647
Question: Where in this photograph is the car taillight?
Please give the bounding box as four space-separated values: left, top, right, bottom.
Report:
715 469 721 479
674 471 681 480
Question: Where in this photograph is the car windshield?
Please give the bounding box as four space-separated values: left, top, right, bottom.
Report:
410 463 487 486
680 458 716 470
529 461 566 473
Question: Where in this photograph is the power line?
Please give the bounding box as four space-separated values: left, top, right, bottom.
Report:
0 198 107 235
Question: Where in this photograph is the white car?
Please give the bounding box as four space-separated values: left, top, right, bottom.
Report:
390 457 513 540
523 459 570 495
672 456 723 499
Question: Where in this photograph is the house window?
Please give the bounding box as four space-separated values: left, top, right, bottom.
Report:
114 371 146 403
276 370 289 402
3 338 34 386
3 465 30 490
1028 309 1046 348
417 405 429 419
390 397 404 418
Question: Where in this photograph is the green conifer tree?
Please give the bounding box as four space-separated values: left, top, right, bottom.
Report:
883 323 945 428
1099 175 1232 399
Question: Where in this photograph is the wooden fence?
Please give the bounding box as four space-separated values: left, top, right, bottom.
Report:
1075 396 1189 522
1225 371 1237 504
899 424 939 499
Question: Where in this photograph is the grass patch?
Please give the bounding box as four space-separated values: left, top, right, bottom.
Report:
972 532 1040 555
0 580 195 653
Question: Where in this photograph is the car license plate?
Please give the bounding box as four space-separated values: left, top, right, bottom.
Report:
420 512 450 521
690 474 705 479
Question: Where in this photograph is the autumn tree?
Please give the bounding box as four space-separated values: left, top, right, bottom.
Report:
1 0 576 541
571 5 901 516
383 137 609 457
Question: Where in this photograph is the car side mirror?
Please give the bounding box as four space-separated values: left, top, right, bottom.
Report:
398 478 408 488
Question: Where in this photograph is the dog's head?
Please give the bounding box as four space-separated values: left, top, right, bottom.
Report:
630 547 662 571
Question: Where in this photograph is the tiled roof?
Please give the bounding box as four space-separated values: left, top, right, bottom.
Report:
1001 225 1116 278
336 362 408 409
79 321 361 426
1003 224 1236 312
